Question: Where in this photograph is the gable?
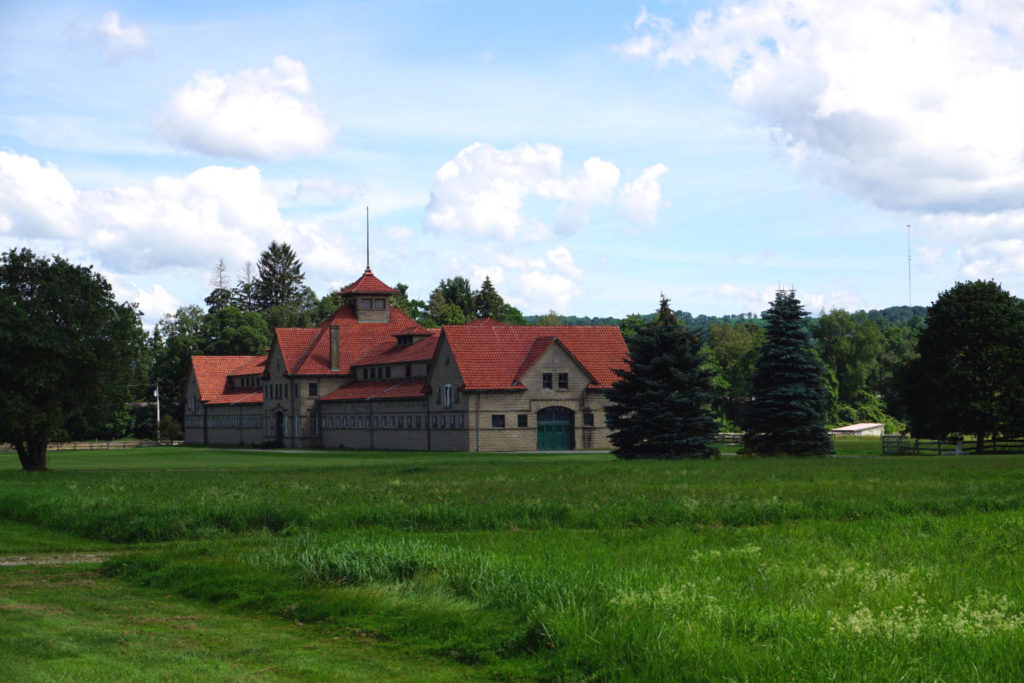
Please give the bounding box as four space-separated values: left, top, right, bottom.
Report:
443 323 628 391
517 340 594 390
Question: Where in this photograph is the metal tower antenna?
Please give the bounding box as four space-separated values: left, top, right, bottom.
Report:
906 224 912 306
366 206 370 271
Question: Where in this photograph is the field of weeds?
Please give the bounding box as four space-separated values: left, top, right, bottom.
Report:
2 446 1024 680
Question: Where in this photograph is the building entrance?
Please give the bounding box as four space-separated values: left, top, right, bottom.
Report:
537 406 574 450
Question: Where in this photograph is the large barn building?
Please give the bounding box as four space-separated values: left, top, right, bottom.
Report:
184 269 629 451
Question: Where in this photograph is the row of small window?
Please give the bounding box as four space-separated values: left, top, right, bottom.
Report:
322 414 467 430
542 373 570 390
265 383 320 400
361 365 414 380
239 376 262 389
190 416 264 429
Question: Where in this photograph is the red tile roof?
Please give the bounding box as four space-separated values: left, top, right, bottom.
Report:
275 304 428 376
191 356 267 405
443 323 628 391
206 390 264 406
339 269 399 295
228 356 267 377
319 378 428 402
394 325 434 337
355 334 440 366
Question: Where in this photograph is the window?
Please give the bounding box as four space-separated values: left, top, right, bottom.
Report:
440 416 446 428
518 414 528 428
358 417 363 428
542 373 553 389
374 416 379 428
361 298 372 309
583 412 595 427
390 416 395 428
370 367 376 380
343 416 348 428
444 384 452 407
398 416 404 428
436 386 442 404
432 415 437 428
285 384 289 399
405 364 412 378
375 298 386 310
309 382 318 397
416 415 422 428
459 415 465 428
385 366 391 379
491 414 505 428
558 373 569 390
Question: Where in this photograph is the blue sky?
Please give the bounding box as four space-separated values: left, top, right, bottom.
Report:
2 0 1022 325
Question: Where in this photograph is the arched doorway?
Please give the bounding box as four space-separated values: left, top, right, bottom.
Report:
537 406 574 451
275 411 284 446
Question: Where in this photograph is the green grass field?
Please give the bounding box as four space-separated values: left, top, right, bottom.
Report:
2 444 1024 680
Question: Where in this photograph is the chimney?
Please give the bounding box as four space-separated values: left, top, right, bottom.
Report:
329 325 340 371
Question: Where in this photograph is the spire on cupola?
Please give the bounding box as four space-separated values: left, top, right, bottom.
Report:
340 207 398 322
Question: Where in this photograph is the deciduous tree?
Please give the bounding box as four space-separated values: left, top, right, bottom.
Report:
0 249 146 471
898 280 1024 451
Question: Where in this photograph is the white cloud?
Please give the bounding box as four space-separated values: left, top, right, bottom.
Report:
959 240 1024 286
714 283 776 313
426 142 562 241
545 245 583 281
426 143 660 239
514 246 585 313
105 276 179 323
621 1 1024 280
79 165 286 271
158 56 334 160
0 151 383 322
619 163 668 228
94 11 147 62
0 152 80 238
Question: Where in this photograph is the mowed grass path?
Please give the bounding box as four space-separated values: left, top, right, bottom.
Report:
2 445 1024 680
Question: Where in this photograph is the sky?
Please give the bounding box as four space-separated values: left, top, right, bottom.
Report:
1 0 1022 326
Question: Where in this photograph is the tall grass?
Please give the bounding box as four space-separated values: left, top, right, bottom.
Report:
6 452 1024 678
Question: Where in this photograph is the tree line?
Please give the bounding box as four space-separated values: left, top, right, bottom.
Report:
607 281 1024 458
3 244 1022 469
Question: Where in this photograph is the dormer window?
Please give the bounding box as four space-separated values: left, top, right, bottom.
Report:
361 298 372 309
375 298 386 310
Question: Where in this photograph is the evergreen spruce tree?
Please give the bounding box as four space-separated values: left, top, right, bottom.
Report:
743 289 833 456
473 276 504 319
604 296 719 459
254 241 305 310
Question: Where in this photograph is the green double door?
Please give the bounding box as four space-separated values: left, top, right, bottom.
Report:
537 407 574 451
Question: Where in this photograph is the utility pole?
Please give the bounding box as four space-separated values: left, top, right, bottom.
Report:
906 224 912 306
154 384 161 442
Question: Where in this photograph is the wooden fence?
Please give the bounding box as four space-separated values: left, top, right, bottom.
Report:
882 435 1024 455
0 440 182 453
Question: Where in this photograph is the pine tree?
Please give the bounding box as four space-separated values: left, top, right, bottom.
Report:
743 289 833 456
604 296 719 459
254 241 305 310
474 276 504 319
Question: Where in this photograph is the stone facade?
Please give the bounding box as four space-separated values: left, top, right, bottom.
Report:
184 269 627 452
